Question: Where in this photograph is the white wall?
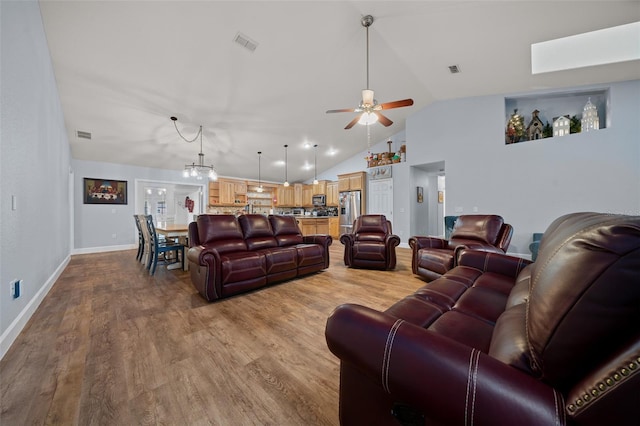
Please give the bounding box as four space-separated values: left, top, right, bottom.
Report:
0 1 72 358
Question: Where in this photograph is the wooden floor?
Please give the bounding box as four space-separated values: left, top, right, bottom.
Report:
0 244 424 425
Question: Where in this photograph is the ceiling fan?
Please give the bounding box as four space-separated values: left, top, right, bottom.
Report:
326 15 414 129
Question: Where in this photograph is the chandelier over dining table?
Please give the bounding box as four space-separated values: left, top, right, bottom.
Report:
171 116 218 181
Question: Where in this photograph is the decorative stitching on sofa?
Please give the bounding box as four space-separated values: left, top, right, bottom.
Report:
382 319 403 394
553 388 565 426
465 348 480 426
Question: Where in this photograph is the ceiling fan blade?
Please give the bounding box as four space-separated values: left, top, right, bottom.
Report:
326 108 356 114
379 98 414 110
344 115 362 129
375 112 393 127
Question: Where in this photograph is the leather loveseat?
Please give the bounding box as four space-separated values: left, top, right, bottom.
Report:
409 214 513 281
326 212 640 425
187 214 331 302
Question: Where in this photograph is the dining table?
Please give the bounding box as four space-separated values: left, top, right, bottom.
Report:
155 223 189 270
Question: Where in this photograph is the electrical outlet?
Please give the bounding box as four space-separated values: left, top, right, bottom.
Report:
10 279 21 299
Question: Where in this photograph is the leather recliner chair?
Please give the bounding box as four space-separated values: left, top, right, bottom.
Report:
409 214 513 281
340 214 400 270
326 212 640 425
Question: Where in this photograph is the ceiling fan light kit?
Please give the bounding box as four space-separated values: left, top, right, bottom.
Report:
326 15 414 129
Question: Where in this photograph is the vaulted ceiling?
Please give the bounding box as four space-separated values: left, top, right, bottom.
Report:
39 1 640 183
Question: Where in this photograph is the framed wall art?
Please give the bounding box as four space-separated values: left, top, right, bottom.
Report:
417 186 424 203
84 178 128 205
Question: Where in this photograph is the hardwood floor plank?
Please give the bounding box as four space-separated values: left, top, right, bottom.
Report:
1 245 422 425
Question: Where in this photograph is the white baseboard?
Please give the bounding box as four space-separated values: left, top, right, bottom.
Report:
72 243 136 255
0 254 70 361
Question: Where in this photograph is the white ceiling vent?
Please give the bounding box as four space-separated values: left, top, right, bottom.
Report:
234 32 258 52
76 130 92 140
448 65 461 74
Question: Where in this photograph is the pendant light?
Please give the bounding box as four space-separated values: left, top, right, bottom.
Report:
283 144 290 187
256 151 264 193
171 116 218 181
313 144 319 185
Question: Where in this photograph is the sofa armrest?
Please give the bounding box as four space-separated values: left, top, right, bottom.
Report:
456 249 532 278
326 304 565 426
303 234 332 247
408 236 447 251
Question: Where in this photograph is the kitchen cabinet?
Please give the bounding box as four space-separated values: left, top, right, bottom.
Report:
209 179 247 206
302 185 314 207
298 218 330 236
313 180 327 196
329 217 339 239
338 171 365 191
276 185 295 207
294 184 303 207
326 181 339 206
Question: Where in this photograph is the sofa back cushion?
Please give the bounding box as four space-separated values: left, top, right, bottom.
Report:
238 214 278 251
526 212 640 390
354 215 389 242
196 214 247 254
268 215 304 246
450 215 505 245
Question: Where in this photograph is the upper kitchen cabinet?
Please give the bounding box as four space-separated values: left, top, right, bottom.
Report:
338 172 365 192
209 178 247 206
302 184 314 207
326 181 339 206
294 183 303 207
313 180 327 195
275 185 295 207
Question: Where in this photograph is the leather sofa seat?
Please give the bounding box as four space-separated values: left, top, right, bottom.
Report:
187 214 331 301
410 214 513 281
326 212 640 426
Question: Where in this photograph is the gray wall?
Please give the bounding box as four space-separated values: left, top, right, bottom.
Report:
1 1 72 357
406 80 640 254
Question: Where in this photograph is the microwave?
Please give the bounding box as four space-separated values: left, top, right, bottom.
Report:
312 194 326 206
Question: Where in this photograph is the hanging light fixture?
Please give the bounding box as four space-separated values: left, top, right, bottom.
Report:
171 116 218 181
313 144 319 185
283 144 290 187
256 151 264 193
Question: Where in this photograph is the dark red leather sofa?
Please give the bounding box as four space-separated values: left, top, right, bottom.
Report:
326 212 640 425
187 214 331 302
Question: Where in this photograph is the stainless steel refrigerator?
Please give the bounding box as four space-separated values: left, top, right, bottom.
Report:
339 190 361 235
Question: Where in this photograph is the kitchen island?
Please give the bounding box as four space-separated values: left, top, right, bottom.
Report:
293 216 339 239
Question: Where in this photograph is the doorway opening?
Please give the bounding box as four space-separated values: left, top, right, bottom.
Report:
134 179 206 226
410 161 445 238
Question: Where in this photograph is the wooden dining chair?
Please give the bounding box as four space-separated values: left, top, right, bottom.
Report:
133 215 145 261
144 215 184 275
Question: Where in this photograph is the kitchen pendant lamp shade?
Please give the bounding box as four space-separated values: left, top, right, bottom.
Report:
171 116 218 181
313 144 319 185
256 151 264 193
283 144 289 187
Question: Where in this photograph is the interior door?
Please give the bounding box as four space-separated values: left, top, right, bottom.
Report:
368 178 393 228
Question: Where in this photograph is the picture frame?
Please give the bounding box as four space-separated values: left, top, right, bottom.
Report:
438 191 444 204
417 186 424 203
84 178 128 205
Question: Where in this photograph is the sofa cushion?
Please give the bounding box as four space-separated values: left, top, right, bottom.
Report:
197 214 247 253
526 212 640 389
220 251 266 284
269 215 304 246
238 214 278 251
450 214 504 245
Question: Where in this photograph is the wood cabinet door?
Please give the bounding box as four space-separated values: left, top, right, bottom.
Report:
349 174 363 191
326 182 338 206
315 219 329 235
302 185 314 207
293 184 303 207
329 217 339 238
219 180 235 204
338 177 350 192
313 180 327 195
